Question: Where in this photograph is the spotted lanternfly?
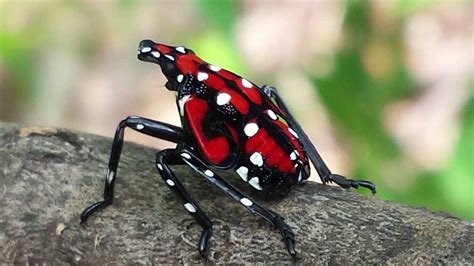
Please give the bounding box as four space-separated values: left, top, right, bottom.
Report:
81 39 376 258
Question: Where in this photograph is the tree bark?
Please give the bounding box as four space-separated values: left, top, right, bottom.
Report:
0 122 472 264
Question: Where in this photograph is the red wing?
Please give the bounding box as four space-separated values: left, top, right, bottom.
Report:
243 118 295 173
184 96 240 168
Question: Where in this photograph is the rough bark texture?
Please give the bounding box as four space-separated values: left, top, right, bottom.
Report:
0 122 472 264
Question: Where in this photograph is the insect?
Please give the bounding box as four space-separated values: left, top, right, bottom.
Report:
80 39 376 258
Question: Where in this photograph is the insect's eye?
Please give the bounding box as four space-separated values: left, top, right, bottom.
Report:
161 59 177 75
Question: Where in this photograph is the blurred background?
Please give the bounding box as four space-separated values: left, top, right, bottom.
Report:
0 0 472 219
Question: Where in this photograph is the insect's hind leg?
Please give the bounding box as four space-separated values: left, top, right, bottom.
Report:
176 144 297 258
261 85 376 194
80 116 188 223
156 149 213 256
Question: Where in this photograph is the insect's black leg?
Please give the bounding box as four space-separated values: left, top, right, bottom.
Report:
155 149 213 256
262 85 376 194
80 116 188 223
177 144 297 258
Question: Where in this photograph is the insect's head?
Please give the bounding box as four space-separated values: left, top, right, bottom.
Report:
137 39 198 91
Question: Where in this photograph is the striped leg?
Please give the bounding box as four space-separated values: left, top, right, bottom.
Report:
262 85 376 194
176 144 297 257
80 116 188 223
155 149 213 256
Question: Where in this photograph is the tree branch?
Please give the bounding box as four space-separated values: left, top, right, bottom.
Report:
0 122 472 264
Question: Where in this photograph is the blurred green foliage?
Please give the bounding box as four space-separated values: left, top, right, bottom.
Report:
312 1 472 219
395 96 473 219
0 31 37 115
313 1 409 192
191 0 243 74
314 1 409 178
438 95 473 218
194 0 238 34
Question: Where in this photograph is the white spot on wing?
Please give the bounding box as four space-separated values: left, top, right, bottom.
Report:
236 166 249 181
289 128 299 138
177 74 184 83
175 46 186 53
216 93 231 106
240 197 253 206
267 110 277 120
244 123 259 137
249 152 263 167
184 203 196 213
209 65 221 72
136 124 144 130
178 94 191 116
249 177 263 190
141 47 151 53
204 170 214 177
165 54 175 61
241 78 252 88
290 151 297 160
180 153 191 159
151 51 160 58
197 72 209 81
166 179 175 186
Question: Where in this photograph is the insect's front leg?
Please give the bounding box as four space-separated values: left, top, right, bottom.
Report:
80 116 188 223
262 85 376 194
176 144 297 258
155 149 213 256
